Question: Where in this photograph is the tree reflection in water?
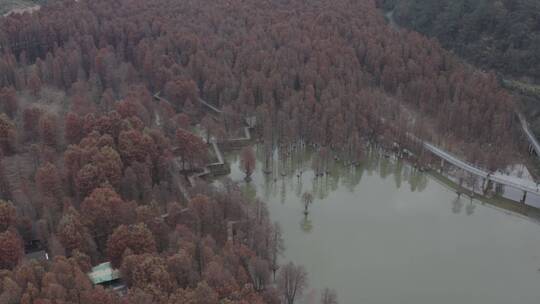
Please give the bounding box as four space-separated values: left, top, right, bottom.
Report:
466 200 476 215
300 214 313 233
452 196 464 214
222 144 540 304
232 144 430 232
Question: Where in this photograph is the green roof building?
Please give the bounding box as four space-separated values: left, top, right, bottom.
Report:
88 262 121 286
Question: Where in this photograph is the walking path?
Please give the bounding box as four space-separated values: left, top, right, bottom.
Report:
153 92 252 199
419 140 540 199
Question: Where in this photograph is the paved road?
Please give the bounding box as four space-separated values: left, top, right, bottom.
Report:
422 141 540 195
517 112 540 156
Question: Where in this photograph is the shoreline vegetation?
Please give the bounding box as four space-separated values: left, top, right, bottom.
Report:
216 131 540 223
428 168 540 221
169 77 540 236
307 144 540 216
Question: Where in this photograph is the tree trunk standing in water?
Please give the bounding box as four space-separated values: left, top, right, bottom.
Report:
277 262 308 304
302 192 313 215
261 137 273 174
280 143 289 177
321 288 338 304
240 146 256 182
320 147 330 176
269 222 284 281
264 146 272 174
465 172 477 198
312 152 323 177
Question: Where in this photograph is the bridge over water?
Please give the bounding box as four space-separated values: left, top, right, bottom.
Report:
411 111 540 206
420 140 540 204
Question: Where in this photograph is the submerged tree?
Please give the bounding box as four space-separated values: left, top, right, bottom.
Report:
301 192 314 215
269 222 284 281
321 288 338 304
240 146 256 182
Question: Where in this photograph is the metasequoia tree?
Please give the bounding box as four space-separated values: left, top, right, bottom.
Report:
0 87 18 118
120 253 174 297
92 146 123 187
301 192 313 215
57 207 94 256
35 162 63 202
248 256 271 292
201 115 216 142
64 112 83 144
38 113 58 148
269 222 284 281
0 114 16 154
277 262 308 304
107 223 157 267
80 186 127 241
176 113 192 129
167 250 198 289
0 200 16 232
188 194 214 236
175 129 207 171
0 230 24 270
22 107 42 140
118 129 155 165
321 288 338 304
240 146 256 181
27 70 42 96
164 78 199 109
75 164 102 198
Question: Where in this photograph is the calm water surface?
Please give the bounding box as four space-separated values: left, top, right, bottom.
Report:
225 147 540 304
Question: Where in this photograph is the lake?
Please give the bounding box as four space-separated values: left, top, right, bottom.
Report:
224 146 540 304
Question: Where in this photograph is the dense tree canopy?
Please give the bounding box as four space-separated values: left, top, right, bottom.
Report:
0 0 520 166
379 0 540 80
0 0 528 302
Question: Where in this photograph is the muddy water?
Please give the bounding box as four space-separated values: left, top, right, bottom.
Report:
225 146 540 304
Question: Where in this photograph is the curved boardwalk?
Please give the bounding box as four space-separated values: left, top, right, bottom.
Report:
420 140 540 201
153 92 253 199
517 112 540 156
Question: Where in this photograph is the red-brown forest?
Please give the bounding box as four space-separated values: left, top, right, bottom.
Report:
0 0 523 303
